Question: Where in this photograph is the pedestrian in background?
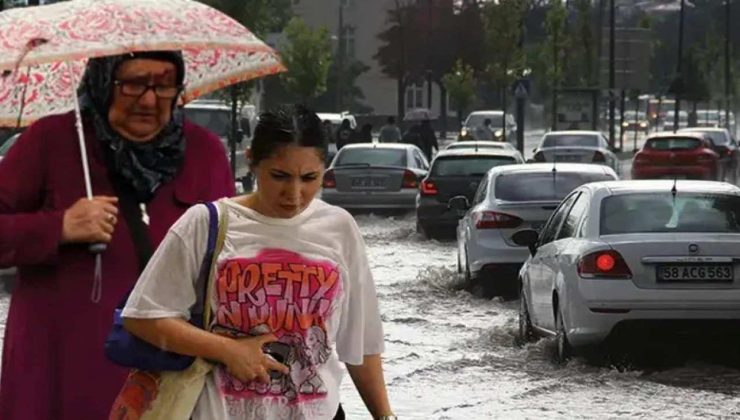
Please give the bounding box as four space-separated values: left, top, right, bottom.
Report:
379 116 402 143
120 104 395 420
335 118 355 150
356 123 374 143
0 51 234 420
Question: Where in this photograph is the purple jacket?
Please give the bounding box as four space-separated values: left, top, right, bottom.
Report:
0 112 235 420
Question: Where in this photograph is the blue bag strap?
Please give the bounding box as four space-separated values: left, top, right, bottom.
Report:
191 201 219 325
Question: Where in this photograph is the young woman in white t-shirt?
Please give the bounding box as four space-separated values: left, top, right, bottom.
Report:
122 105 396 420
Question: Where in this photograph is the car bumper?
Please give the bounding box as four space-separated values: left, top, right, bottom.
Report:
632 165 714 180
563 278 740 347
416 200 462 231
321 189 418 209
467 236 531 274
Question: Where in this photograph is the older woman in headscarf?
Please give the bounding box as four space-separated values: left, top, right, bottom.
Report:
0 51 235 420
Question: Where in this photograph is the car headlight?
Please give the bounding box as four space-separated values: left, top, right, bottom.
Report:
622 122 629 127
460 129 468 137
640 122 648 128
494 130 503 138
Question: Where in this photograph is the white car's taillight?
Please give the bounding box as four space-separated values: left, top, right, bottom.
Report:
577 250 632 279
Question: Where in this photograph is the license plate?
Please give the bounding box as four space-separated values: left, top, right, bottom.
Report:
351 177 385 188
656 264 734 282
557 155 581 162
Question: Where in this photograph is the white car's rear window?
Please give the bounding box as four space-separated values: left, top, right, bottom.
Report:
335 148 407 167
601 193 740 234
494 172 612 202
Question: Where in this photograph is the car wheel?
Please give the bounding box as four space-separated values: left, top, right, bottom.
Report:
516 288 537 346
555 305 572 364
416 220 434 239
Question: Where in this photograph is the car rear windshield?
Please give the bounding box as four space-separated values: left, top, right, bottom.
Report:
542 134 598 148
447 143 506 150
465 114 504 128
600 193 740 234
432 156 516 177
335 148 407 167
646 137 701 150
494 172 613 201
183 108 231 137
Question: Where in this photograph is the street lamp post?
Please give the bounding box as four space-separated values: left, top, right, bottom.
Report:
673 0 686 132
336 0 345 111
608 0 616 149
725 0 732 131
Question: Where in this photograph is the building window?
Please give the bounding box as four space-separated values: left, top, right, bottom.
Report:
406 82 424 110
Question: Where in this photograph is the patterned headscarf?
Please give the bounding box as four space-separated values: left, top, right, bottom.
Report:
78 51 187 203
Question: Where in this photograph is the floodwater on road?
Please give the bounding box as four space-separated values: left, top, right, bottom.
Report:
339 212 740 419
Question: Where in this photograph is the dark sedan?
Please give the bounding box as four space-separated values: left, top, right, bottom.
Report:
321 143 430 211
416 148 524 238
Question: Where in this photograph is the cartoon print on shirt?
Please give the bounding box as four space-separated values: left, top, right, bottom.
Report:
212 249 343 405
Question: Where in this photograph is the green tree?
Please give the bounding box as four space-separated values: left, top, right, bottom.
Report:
279 18 333 104
197 0 292 36
315 60 373 114
443 59 476 127
542 0 568 127
566 0 595 87
197 0 293 110
482 0 526 108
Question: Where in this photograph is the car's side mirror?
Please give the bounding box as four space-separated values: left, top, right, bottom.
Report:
512 229 539 256
447 195 470 211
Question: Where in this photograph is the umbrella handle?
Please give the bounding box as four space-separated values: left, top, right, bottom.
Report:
89 243 107 254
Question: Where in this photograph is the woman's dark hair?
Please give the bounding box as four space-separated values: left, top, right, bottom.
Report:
250 104 328 166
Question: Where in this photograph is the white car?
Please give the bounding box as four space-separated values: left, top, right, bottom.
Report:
532 131 620 174
453 163 618 298
515 180 740 363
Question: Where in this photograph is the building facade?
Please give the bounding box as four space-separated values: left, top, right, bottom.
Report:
292 0 446 117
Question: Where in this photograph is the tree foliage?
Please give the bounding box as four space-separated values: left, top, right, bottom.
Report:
279 18 333 104
197 0 293 36
482 0 526 91
443 59 476 122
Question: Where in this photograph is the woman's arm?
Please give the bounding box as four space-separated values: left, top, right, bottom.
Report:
346 354 394 419
123 317 288 383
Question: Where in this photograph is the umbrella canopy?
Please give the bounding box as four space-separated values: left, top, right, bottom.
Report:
0 0 285 127
404 107 438 122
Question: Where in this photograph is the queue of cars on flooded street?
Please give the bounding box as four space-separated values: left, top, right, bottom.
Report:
322 125 740 365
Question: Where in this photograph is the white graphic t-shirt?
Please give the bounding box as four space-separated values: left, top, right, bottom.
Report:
122 198 385 419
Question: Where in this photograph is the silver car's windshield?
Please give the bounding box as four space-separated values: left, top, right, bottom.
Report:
494 172 612 201
465 114 504 128
183 108 231 137
683 130 730 145
542 134 598 148
335 148 407 167
601 193 740 235
431 156 516 177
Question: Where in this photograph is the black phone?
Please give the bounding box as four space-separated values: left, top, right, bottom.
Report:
263 342 291 379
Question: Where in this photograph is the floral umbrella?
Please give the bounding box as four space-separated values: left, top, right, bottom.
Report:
0 0 285 126
0 0 285 301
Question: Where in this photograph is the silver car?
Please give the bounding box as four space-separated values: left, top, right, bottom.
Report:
515 180 740 363
321 143 429 210
532 131 619 174
453 163 618 298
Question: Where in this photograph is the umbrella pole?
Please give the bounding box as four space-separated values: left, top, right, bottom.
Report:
69 62 105 303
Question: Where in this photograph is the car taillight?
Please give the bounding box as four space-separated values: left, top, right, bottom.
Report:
633 154 649 165
473 211 522 229
577 250 632 279
402 170 419 189
322 170 336 189
593 151 606 162
534 151 545 162
420 179 438 195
